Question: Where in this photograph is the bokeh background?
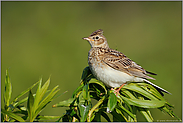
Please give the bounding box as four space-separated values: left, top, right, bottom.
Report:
1 1 182 122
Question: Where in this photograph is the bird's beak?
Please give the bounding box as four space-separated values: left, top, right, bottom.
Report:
82 37 94 41
82 37 90 41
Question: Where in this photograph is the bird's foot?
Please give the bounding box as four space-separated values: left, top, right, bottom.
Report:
111 83 126 96
111 88 120 96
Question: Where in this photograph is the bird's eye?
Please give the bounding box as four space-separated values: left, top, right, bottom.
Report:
96 36 99 39
93 37 95 39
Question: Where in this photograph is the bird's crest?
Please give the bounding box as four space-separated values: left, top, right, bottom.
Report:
90 29 103 36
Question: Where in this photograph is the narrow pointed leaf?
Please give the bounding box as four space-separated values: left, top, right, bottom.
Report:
14 90 51 108
107 91 117 113
111 109 126 122
138 108 153 122
89 78 107 94
101 111 111 122
31 78 42 115
12 80 40 104
37 115 61 121
88 95 106 121
33 86 59 119
39 78 50 102
160 106 182 121
4 69 12 106
82 84 89 100
81 66 92 81
92 111 101 122
27 90 34 121
72 83 84 98
53 98 76 107
122 83 158 100
32 78 50 119
79 104 90 122
1 109 25 122
120 96 166 108
116 104 136 119
137 82 165 101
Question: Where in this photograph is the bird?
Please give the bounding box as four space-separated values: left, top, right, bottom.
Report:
82 29 171 96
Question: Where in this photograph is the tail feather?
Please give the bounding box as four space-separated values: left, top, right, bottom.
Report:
146 70 157 75
143 79 171 95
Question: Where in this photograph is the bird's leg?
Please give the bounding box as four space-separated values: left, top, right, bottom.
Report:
112 83 126 96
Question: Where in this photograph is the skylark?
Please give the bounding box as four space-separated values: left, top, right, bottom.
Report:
82 29 170 95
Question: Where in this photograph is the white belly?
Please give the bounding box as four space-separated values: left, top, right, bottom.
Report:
89 62 144 88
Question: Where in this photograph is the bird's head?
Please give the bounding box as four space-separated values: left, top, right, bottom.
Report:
82 29 109 48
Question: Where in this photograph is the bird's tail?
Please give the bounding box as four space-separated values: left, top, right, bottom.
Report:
143 79 171 96
146 70 157 75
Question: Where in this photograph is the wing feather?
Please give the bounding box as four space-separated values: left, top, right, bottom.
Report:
102 48 156 80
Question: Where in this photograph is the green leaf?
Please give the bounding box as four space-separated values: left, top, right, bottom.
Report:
88 95 107 122
1 108 25 122
72 83 84 98
107 91 117 113
14 90 49 109
81 66 92 82
32 78 50 119
111 108 126 122
116 103 136 120
14 90 51 109
92 111 101 122
122 83 158 100
39 77 50 102
14 105 28 116
160 106 182 121
89 78 107 94
137 82 165 101
12 80 40 104
77 91 86 105
79 103 90 122
53 66 180 122
4 69 12 107
120 95 166 108
31 78 42 116
37 115 61 121
121 89 136 99
101 111 111 122
82 84 90 101
27 90 34 121
138 108 153 122
61 108 78 122
134 93 153 121
33 86 59 119
52 98 76 107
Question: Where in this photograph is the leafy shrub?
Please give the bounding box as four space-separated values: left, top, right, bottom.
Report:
1 69 60 122
53 66 181 122
1 67 181 122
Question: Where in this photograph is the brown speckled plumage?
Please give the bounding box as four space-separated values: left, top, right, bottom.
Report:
82 29 170 95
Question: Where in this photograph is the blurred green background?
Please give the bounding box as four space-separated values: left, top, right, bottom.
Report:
1 1 182 122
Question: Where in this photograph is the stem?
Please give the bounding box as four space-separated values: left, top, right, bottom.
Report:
87 95 106 122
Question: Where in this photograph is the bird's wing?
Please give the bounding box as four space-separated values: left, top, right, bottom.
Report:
101 48 155 80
